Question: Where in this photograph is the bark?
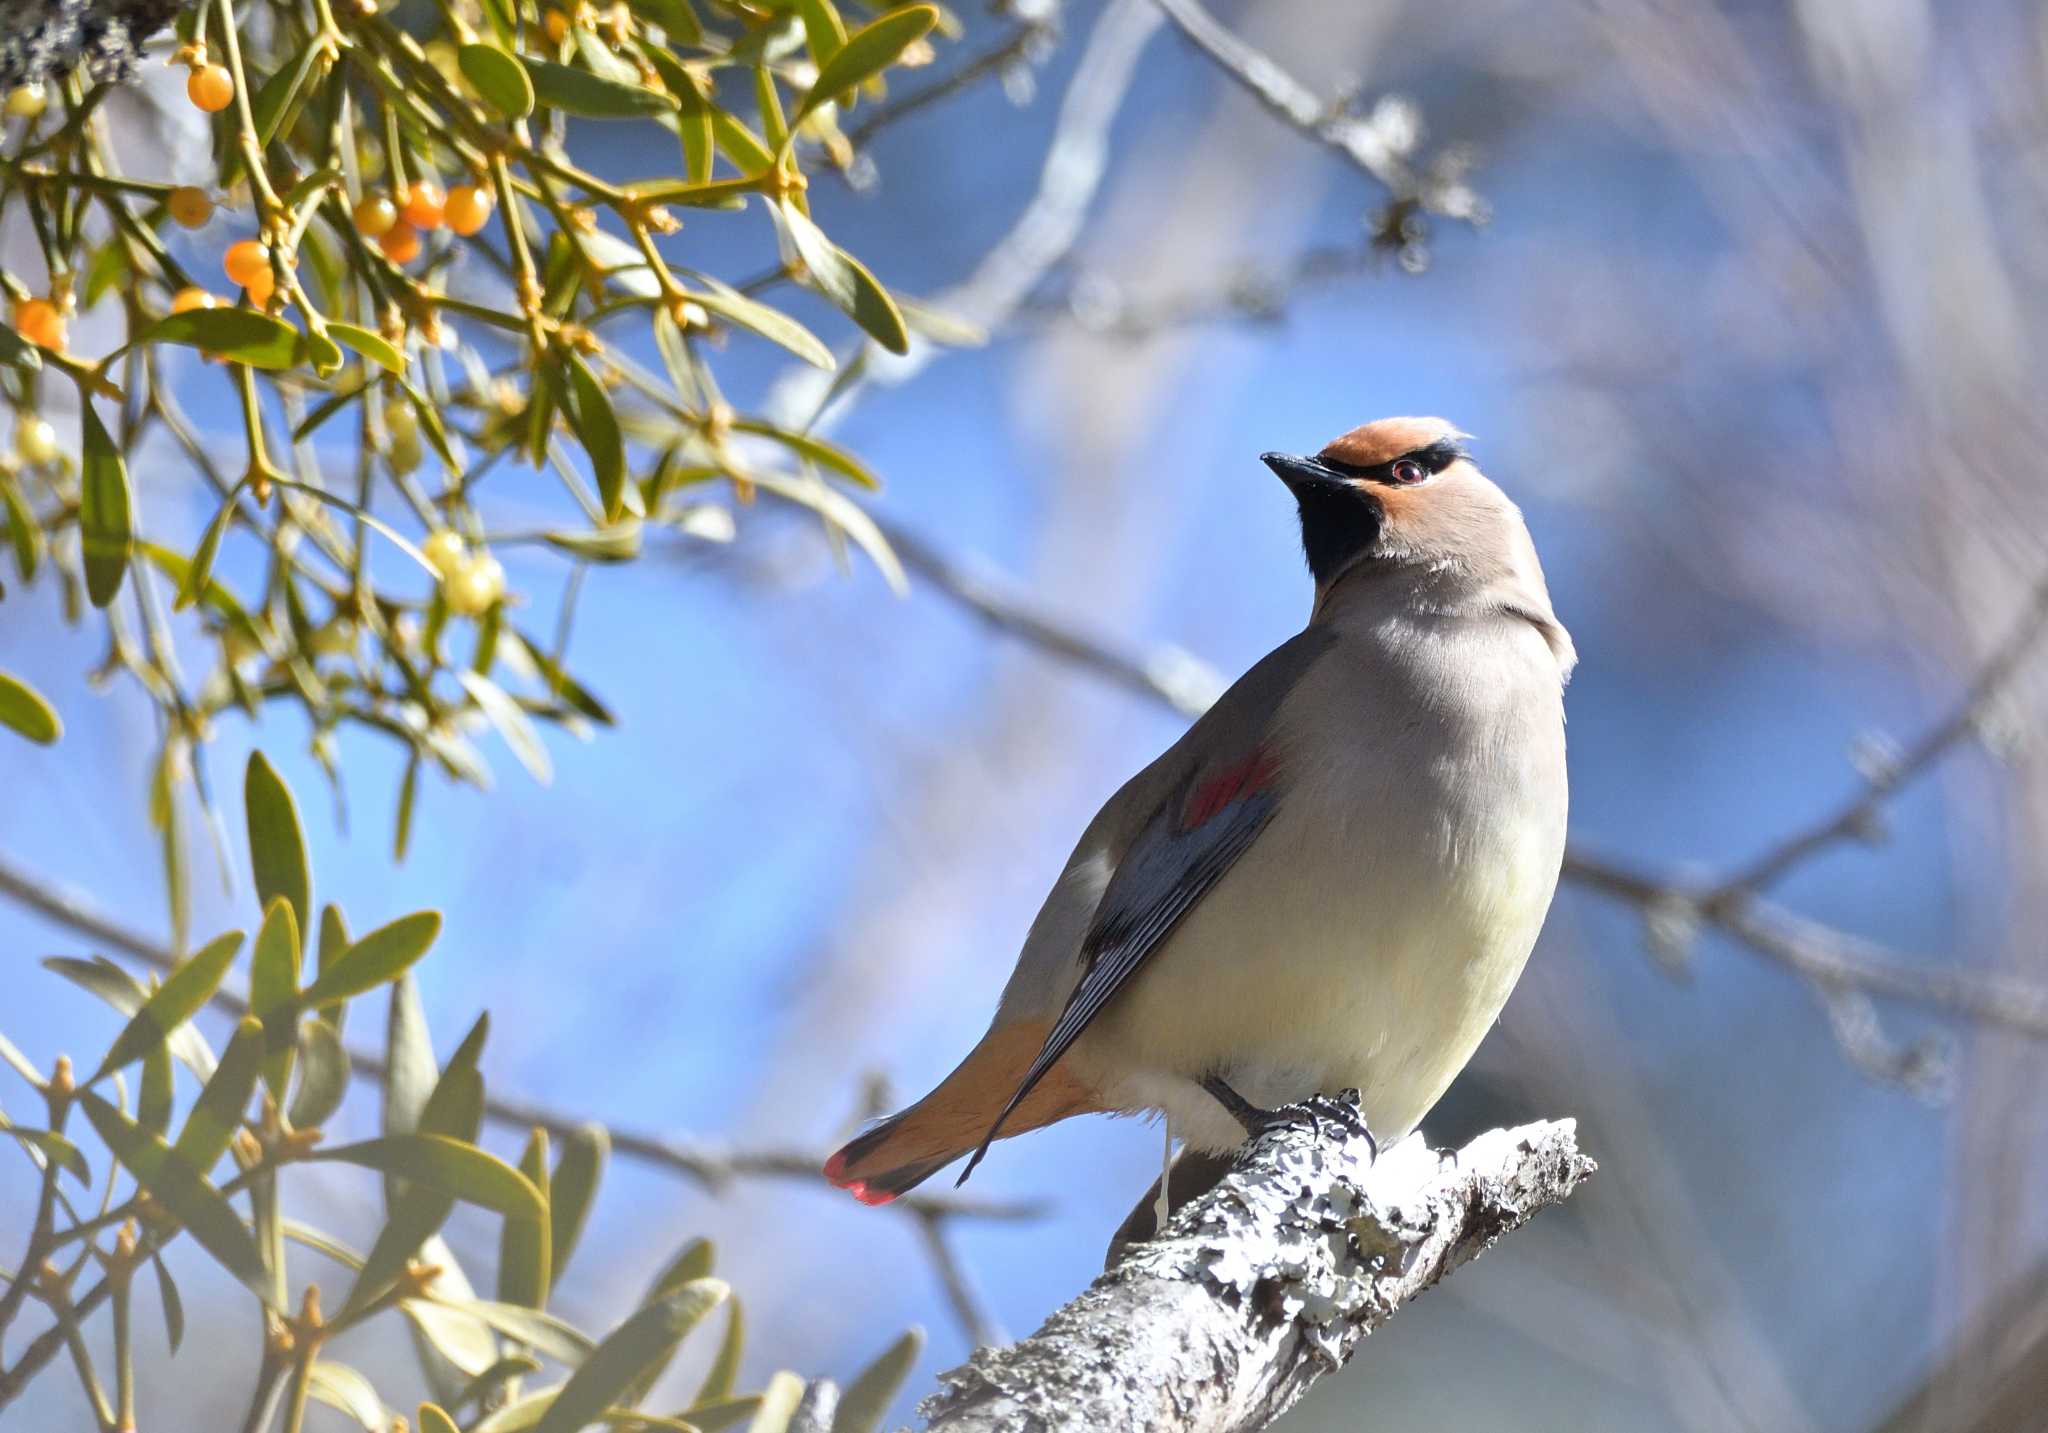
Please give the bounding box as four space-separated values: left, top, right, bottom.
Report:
920 1109 1593 1433
1 0 188 90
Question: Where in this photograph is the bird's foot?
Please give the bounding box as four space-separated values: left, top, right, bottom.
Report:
1201 1078 1379 1162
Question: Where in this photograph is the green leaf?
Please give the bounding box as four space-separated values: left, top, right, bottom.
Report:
151 1251 185 1353
327 321 407 374
622 1237 714 1405
562 351 627 520
137 542 261 648
429 1296 594 1365
384 973 435 1141
309 1361 389 1431
542 524 641 565
419 1405 462 1433
534 1280 729 1433
401 1235 501 1384
0 321 43 371
175 484 243 611
684 1395 764 1432
248 897 302 1102
300 911 440 1007
144 307 311 370
511 630 616 726
449 1356 543 1412
245 752 311 937
693 1300 744 1405
174 1016 264 1174
549 1122 607 1281
741 466 904 593
0 1112 90 1183
315 904 351 1032
251 39 324 149
462 42 536 119
395 752 421 862
731 419 877 489
833 1327 922 1433
91 930 242 1082
79 1091 277 1309
710 109 775 173
523 57 677 118
45 955 219 1081
1 469 42 580
796 0 848 68
139 1036 174 1136
685 278 835 369
79 401 133 607
348 1056 484 1314
456 671 553 785
287 1017 348 1130
774 200 908 354
0 669 61 744
309 1134 545 1220
746 1372 805 1433
0 1031 43 1086
794 4 937 123
498 1127 553 1308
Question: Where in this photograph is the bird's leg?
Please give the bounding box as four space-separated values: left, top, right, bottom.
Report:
1201 1076 1379 1162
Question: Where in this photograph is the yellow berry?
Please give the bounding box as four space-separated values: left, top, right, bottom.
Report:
352 194 398 238
378 221 422 265
387 426 423 476
14 415 58 465
445 552 504 615
188 64 234 113
167 185 213 229
444 184 493 237
12 298 66 351
420 528 465 580
401 180 446 231
5 84 48 119
171 286 220 313
223 239 270 287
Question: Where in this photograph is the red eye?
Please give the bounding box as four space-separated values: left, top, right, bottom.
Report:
1389 458 1427 485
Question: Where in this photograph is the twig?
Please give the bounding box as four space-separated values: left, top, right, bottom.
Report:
920 1109 1594 1431
913 1205 1004 1352
844 11 1061 152
0 855 1043 1226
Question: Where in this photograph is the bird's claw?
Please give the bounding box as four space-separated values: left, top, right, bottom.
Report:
1290 1090 1378 1160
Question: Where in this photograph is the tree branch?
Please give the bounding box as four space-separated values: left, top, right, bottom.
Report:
920 1110 1593 1433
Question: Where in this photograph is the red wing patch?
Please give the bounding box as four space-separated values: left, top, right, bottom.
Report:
1183 746 1280 830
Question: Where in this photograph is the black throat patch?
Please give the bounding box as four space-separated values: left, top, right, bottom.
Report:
1296 484 1383 585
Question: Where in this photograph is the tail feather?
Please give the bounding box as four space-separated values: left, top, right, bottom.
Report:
822 1019 1101 1202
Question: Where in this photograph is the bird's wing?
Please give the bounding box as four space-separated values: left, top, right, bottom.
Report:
957 627 1334 1183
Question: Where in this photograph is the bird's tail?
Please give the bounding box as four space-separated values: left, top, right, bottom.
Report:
822 1019 1101 1203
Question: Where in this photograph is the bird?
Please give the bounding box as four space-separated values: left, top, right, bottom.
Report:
823 416 1574 1219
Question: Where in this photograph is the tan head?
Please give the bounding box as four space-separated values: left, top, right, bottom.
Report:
1261 417 1574 671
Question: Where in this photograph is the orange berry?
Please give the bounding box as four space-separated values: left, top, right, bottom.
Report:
223 238 269 287
400 180 446 231
444 184 493 236
544 9 570 43
12 298 66 351
244 267 277 305
378 221 422 264
170 286 220 313
167 185 213 229
352 194 397 238
187 64 234 113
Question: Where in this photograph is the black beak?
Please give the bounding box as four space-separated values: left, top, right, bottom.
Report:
1260 451 1348 491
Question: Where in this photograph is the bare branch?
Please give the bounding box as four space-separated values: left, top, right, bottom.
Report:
920 1111 1594 1433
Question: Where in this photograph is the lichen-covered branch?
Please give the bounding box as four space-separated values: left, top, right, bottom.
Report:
920 1112 1594 1433
0 0 187 88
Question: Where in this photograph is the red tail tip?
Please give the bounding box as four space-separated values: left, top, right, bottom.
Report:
822 1148 849 1183
849 1181 897 1207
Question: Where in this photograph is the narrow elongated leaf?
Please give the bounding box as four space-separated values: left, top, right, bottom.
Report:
523 57 676 117
401 1234 501 1384
431 1296 595 1364
534 1280 729 1433
46 955 219 1081
796 0 848 67
746 1372 806 1433
0 669 60 744
145 308 309 370
548 1123 608 1283
1 470 42 579
384 972 435 1145
174 1017 264 1174
684 1395 764 1432
775 201 908 354
511 631 615 726
151 1251 185 1352
139 1037 174 1136
327 322 407 374
564 352 626 520
499 1127 552 1307
456 671 553 785
79 1092 276 1308
79 401 132 607
311 1134 544 1220
693 1300 744 1405
0 321 43 370
175 486 243 611
462 42 535 119
833 1327 922 1433
619 1237 715 1405
450 1356 542 1411
300 911 440 1007
731 420 877 489
248 897 301 1101
0 1113 90 1183
315 905 350 1032
310 1362 388 1430
91 930 242 1081
348 1063 483 1312
419 1405 462 1433
685 279 834 369
794 5 938 123
245 752 311 937
287 1017 347 1130
0 1031 42 1086
710 109 775 172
